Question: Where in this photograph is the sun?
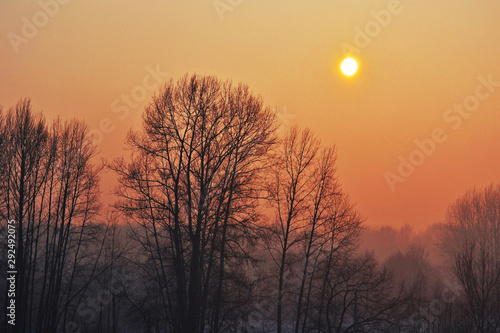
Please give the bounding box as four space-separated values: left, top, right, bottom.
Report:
340 57 358 77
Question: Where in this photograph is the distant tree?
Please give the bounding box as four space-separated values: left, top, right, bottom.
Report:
262 127 406 333
316 252 409 333
385 245 436 300
438 185 500 333
361 224 416 263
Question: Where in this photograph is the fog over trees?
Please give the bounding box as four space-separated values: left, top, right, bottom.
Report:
1 75 500 333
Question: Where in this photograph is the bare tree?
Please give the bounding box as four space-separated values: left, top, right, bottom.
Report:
438 184 500 333
0 99 104 333
110 74 276 332
265 127 370 333
265 127 321 333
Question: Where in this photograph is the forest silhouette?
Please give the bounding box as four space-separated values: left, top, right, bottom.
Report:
1 75 500 333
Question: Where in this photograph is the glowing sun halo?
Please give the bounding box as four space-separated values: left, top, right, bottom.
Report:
340 57 358 76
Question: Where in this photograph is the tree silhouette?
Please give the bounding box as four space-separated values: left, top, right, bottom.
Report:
111 74 276 332
438 185 500 333
0 99 106 333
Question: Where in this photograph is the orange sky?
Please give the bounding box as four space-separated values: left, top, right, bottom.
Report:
1 0 500 231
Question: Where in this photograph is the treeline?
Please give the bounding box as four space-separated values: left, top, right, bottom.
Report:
1 74 499 333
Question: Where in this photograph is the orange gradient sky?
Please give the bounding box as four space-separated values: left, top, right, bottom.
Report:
1 0 500 230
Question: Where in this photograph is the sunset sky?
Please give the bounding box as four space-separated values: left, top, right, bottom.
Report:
2 0 500 231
